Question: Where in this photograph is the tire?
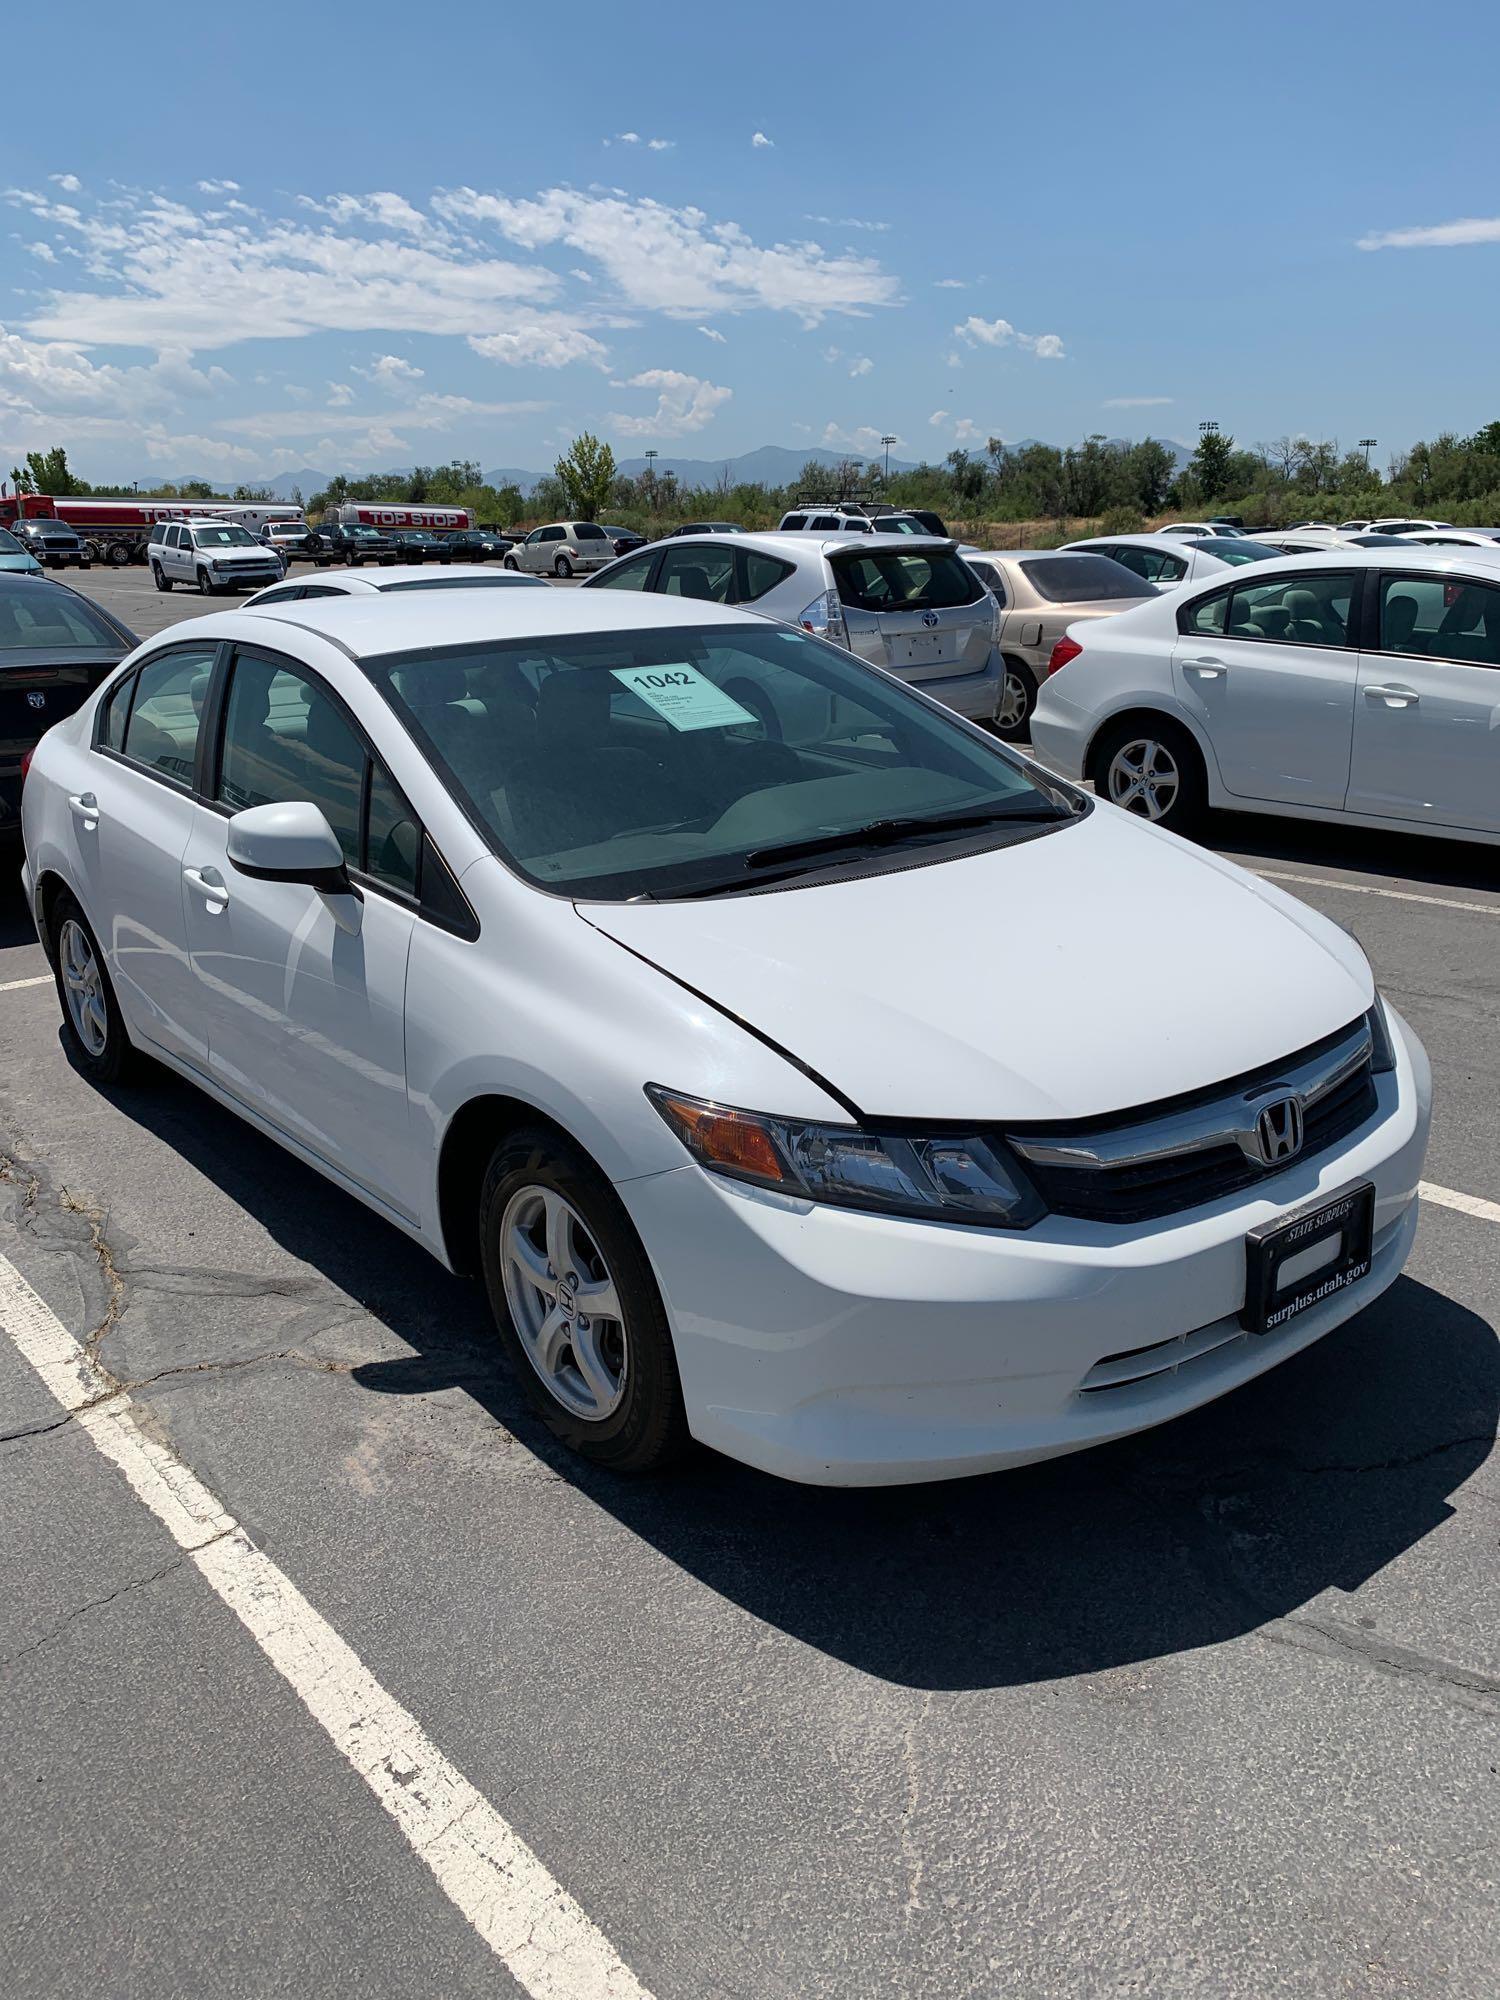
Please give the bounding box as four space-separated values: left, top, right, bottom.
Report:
196 567 214 595
554 554 573 579
106 541 130 568
49 894 140 1086
1091 714 1206 834
993 657 1038 741
503 556 519 571
479 1125 689 1473
151 563 173 593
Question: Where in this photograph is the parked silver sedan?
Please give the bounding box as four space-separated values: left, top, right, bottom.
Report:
959 550 1155 737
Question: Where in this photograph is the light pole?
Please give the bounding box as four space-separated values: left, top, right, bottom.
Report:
881 433 897 482
1359 437 1377 475
1198 420 1219 437
643 448 658 513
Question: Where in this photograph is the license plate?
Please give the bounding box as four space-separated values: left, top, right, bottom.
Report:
900 630 950 667
1241 1182 1375 1334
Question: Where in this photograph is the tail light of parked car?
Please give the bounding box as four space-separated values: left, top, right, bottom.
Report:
1047 636 1083 677
799 589 848 648
20 747 35 786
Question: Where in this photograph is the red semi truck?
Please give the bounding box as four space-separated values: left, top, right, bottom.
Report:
0 493 244 567
322 502 476 533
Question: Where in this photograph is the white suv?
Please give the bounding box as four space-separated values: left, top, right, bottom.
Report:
149 520 284 594
585 530 1004 721
778 506 928 536
504 522 615 577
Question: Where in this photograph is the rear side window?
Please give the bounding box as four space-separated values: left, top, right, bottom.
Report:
834 549 983 612
969 561 1007 606
1181 590 1229 637
1018 556 1148 603
781 514 807 531
250 586 305 605
122 647 215 785
1379 574 1500 666
1225 571 1356 647
1108 544 1185 585
739 550 795 603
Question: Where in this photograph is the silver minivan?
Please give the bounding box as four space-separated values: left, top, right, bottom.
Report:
584 531 1003 722
504 522 616 578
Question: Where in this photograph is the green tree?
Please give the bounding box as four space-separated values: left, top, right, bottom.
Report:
12 446 90 496
554 433 617 521
1190 429 1235 504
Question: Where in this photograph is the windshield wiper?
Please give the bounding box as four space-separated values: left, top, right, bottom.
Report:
743 803 1069 871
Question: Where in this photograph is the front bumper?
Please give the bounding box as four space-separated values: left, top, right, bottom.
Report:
619 1010 1431 1486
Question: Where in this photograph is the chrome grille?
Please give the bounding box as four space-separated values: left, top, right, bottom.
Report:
1009 1018 1379 1224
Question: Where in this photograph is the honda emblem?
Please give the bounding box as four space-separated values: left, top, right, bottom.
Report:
1255 1096 1304 1166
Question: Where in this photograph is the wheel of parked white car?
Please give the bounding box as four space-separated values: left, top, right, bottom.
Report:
1093 716 1205 831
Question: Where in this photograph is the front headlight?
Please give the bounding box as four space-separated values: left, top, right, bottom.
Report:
1367 993 1398 1074
646 1086 1043 1229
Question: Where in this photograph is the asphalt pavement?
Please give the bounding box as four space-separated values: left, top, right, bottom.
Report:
2 565 1496 1999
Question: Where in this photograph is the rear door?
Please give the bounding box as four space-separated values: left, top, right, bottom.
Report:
831 545 994 688
1171 569 1360 807
1346 569 1500 833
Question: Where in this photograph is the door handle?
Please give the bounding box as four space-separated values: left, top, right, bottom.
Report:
1363 685 1420 708
183 865 229 907
68 791 100 828
1182 658 1227 679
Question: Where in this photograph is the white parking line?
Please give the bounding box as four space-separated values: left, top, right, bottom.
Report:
0 975 51 993
1250 868 1500 918
1420 1181 1500 1227
0 1252 653 2000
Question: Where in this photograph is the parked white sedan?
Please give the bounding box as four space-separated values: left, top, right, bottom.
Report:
1062 533 1277 590
23 589 1429 1485
1031 546 1500 843
245 564 549 606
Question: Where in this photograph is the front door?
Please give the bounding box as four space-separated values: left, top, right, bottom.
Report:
180 645 419 1218
1171 569 1359 807
74 642 219 1065
1346 570 1500 834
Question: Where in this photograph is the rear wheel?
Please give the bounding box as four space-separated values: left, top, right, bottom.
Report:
106 541 130 568
1092 715 1206 833
479 1126 689 1473
151 563 172 593
50 895 139 1086
554 554 573 578
993 657 1038 741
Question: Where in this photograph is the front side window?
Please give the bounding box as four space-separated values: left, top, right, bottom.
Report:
367 623 1074 903
121 647 215 785
250 586 305 605
1019 555 1148 604
833 548 983 612
657 544 736 603
1225 571 1356 647
218 655 364 864
781 514 807 531
97 672 134 752
593 554 656 592
1378 574 1500 666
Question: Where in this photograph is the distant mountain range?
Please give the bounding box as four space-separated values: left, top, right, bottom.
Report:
160 438 1193 501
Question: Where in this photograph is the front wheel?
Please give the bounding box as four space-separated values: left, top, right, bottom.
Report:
51 895 140 1086
479 1126 689 1473
503 555 519 571
196 567 214 594
1092 715 1206 834
993 657 1038 741
152 563 173 593
554 554 573 578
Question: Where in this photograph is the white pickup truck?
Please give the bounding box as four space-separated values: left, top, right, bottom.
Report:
147 518 285 594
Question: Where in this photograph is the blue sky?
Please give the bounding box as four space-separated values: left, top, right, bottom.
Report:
3 4 1499 486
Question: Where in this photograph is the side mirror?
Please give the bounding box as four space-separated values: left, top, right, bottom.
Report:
226 801 353 895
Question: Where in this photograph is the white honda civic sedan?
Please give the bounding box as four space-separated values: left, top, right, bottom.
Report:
22 590 1430 1485
1031 545 1500 844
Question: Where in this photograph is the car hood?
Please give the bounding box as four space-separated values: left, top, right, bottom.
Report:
582 811 1373 1122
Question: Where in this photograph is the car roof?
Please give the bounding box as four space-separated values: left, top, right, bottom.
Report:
1064 533 1219 553
663 530 952 556
245 562 536 602
213 578 765 658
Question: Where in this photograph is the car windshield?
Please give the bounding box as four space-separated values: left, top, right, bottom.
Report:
33 526 76 540
1197 538 1281 565
366 622 1073 901
832 548 982 612
1018 555 1150 602
192 525 257 547
0 584 128 650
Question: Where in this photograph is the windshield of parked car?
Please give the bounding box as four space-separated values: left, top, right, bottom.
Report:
191 525 257 547
1196 538 1282 565
1018 555 1151 602
366 623 1074 901
0 582 130 650
831 548 983 612
32 524 77 540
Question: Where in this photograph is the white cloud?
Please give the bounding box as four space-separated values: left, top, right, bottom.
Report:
929 409 949 427
217 393 548 442
751 132 774 148
353 352 425 387
954 314 1066 360
805 215 890 234
697 325 726 343
435 184 899 325
934 278 967 289
847 355 873 377
1102 395 1174 408
952 418 986 444
196 178 240 195
617 132 641 144
647 139 674 152
26 241 57 264
944 350 962 368
569 267 594 283
611 368 731 437
1358 215 1500 250
822 422 895 453
469 322 610 369
50 173 82 193
327 381 355 406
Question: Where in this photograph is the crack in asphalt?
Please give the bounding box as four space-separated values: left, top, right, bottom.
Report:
0 1533 231 1674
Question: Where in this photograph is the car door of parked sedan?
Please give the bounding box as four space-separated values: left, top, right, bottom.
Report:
1171 570 1359 807
77 642 219 1065
178 643 421 1219
1345 570 1500 833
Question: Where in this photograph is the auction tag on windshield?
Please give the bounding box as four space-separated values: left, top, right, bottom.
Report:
610 663 757 732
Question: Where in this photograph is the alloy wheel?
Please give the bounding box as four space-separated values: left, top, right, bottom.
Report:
996 668 1031 732
58 918 109 1057
499 1185 628 1421
1105 736 1181 820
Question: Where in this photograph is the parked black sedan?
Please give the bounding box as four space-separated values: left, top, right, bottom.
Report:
444 528 515 562
389 528 453 564
11 519 91 570
602 524 649 557
3 573 136 836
